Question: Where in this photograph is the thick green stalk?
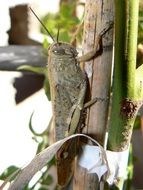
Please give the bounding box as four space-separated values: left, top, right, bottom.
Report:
108 1 126 152
107 0 139 189
108 0 139 150
127 1 138 97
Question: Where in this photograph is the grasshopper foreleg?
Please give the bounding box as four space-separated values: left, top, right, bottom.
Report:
77 22 113 62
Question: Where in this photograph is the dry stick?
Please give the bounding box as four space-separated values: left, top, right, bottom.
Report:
73 0 114 189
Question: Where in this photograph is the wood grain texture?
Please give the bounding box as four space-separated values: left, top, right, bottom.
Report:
73 0 114 189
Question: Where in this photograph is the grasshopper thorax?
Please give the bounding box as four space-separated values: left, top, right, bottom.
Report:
48 42 78 58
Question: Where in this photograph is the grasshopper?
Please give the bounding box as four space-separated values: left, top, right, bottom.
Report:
30 7 112 188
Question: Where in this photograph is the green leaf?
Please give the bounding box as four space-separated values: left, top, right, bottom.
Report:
38 187 48 190
17 65 46 75
48 157 56 168
41 13 59 38
43 74 51 101
58 31 70 42
40 2 81 44
41 174 53 185
0 165 20 181
43 37 50 49
60 2 75 18
29 112 50 137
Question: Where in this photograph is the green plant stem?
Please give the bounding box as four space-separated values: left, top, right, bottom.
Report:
107 0 139 189
108 0 139 150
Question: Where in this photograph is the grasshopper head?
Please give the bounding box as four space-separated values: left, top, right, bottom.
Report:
48 42 78 58
29 7 78 59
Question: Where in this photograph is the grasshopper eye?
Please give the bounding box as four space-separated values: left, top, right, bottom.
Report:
53 48 65 55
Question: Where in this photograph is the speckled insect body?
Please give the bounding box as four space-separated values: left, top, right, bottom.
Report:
48 42 86 141
48 42 86 187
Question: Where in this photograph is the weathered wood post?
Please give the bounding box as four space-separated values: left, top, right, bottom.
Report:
73 1 114 189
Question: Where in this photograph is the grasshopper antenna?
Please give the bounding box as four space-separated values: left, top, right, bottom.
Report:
56 27 60 43
29 7 55 42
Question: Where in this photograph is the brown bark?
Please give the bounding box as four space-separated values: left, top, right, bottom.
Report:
73 0 114 189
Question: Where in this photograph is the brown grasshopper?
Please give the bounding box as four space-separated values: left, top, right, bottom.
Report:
30 7 112 188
